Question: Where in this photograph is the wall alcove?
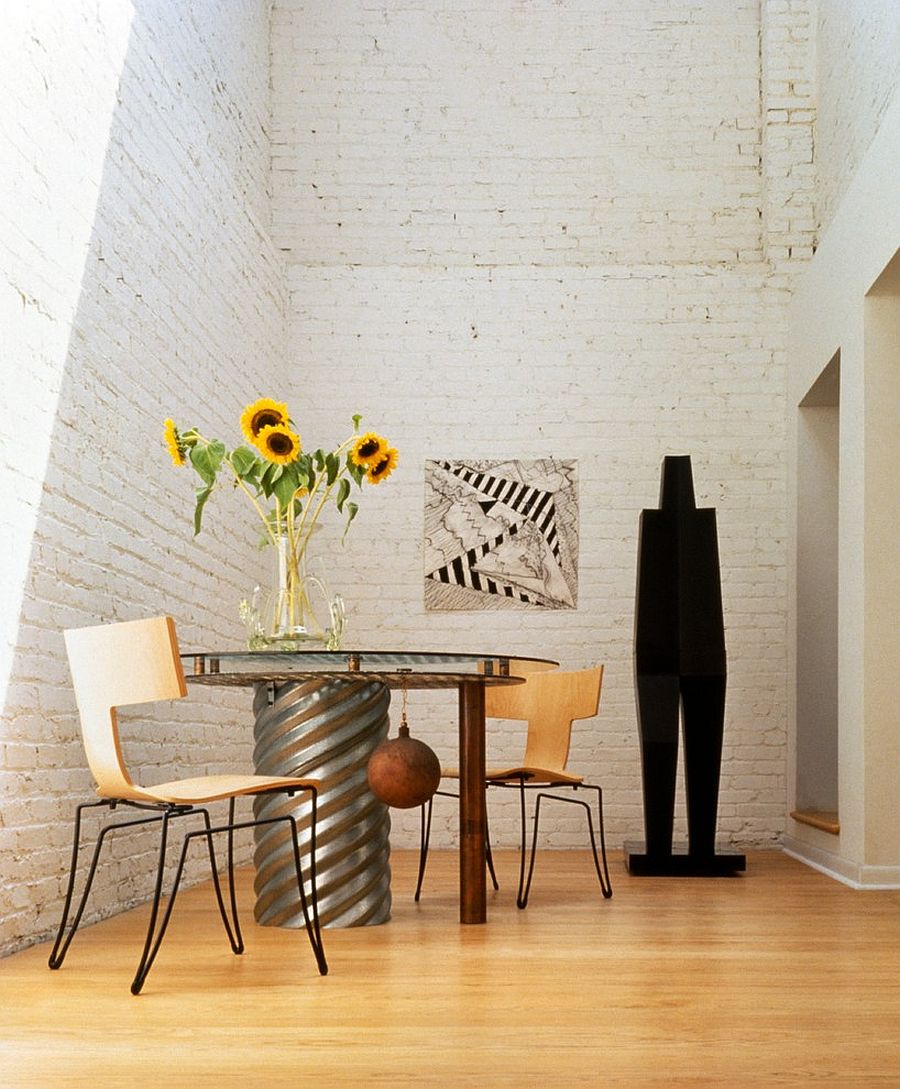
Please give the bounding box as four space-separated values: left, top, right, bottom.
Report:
793 352 840 834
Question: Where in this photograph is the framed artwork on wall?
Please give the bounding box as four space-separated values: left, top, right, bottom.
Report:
424 458 578 611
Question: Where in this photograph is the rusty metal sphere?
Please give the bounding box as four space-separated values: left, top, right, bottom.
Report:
367 725 441 809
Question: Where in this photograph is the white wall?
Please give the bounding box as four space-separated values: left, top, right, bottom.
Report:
816 0 900 236
786 59 900 887
270 0 818 852
0 0 286 956
6 0 893 959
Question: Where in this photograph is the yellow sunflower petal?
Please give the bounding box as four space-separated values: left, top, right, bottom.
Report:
351 431 388 468
256 423 302 465
365 446 398 485
240 398 289 444
164 418 186 467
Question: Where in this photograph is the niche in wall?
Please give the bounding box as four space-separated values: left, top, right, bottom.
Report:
861 249 900 864
795 351 840 828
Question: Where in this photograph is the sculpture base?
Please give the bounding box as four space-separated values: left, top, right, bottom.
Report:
625 842 746 877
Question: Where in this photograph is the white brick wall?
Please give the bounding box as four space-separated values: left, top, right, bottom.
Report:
4 0 892 958
762 0 817 265
816 0 900 238
284 263 790 850
0 1 286 957
269 0 815 854
271 0 766 267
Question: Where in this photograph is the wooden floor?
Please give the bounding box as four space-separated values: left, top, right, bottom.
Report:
2 850 900 1087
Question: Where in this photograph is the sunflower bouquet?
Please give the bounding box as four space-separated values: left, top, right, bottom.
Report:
164 398 398 648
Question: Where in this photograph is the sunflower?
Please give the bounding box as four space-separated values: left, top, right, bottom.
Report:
256 423 302 465
240 398 290 445
366 446 398 485
163 418 186 467
350 431 388 468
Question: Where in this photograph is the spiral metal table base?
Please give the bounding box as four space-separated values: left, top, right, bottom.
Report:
251 677 392 928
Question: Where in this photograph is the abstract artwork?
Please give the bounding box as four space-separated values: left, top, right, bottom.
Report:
424 458 578 611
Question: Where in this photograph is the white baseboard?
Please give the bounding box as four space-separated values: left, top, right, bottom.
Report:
782 837 900 890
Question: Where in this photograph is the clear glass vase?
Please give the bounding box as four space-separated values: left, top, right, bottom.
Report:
241 535 345 652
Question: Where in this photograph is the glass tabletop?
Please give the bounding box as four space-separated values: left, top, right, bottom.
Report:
183 648 558 684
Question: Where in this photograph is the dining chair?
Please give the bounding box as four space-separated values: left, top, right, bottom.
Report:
49 615 327 994
415 665 612 908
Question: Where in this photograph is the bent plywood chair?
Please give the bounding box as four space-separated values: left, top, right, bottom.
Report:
49 615 327 994
416 665 612 908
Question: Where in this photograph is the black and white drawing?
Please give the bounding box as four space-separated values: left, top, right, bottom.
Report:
424 459 578 611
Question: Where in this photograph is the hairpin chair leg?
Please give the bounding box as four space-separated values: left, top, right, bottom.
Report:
286 789 327 975
49 801 175 971
483 797 499 892
131 792 326 997
130 804 248 995
414 797 433 902
518 787 614 910
515 776 530 909
582 784 613 899
415 789 499 902
131 809 177 994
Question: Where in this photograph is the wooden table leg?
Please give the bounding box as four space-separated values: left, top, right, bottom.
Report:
458 679 486 924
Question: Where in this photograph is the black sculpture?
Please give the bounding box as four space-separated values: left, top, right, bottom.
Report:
626 456 745 876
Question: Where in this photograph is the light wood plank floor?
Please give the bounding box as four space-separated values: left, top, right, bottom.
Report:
2 850 899 1087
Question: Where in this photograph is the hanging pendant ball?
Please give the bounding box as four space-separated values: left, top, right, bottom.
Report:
367 724 441 809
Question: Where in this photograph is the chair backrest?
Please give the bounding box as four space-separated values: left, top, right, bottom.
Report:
486 665 603 774
64 616 187 800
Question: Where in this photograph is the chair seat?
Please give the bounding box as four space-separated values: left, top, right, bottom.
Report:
97 773 321 806
416 665 609 908
440 765 584 786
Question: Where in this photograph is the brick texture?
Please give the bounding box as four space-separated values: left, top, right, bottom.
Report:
4 0 893 957
0 1 286 958
815 0 900 238
269 0 821 854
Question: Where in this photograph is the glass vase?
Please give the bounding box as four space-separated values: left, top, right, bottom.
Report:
242 535 345 652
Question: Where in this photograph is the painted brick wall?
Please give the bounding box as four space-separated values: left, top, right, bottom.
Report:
0 1 285 957
762 0 817 265
10 0 889 955
270 1 816 854
271 0 765 266
816 0 900 238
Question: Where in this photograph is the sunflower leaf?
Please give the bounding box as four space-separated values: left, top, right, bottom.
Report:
190 440 225 486
193 484 213 535
346 458 366 487
295 453 313 491
325 452 340 485
336 477 351 512
341 501 359 541
304 460 317 494
231 445 260 482
273 465 299 509
259 462 282 497
314 449 326 472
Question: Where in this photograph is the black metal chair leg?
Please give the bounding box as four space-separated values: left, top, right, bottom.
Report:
584 785 613 899
518 791 545 909
130 811 177 994
515 776 529 908
519 788 614 908
414 797 433 902
202 802 243 953
130 806 244 993
286 791 327 975
483 792 499 891
48 800 111 969
49 804 169 970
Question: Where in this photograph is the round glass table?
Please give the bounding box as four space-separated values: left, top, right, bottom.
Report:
186 650 557 926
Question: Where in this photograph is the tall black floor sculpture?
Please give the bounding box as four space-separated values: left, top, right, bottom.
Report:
626 456 745 876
